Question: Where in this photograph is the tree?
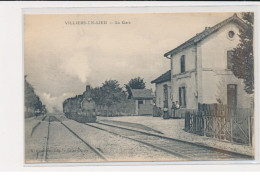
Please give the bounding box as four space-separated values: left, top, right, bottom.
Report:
101 80 124 109
25 76 37 110
90 87 104 107
125 77 146 98
24 75 43 117
231 12 254 94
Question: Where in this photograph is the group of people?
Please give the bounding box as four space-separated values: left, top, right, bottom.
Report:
171 101 180 117
163 101 180 119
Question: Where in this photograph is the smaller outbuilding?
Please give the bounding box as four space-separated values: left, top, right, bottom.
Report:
130 89 154 116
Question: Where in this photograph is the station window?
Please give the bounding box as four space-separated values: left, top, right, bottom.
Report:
179 86 186 107
138 100 144 105
227 50 233 69
180 55 185 73
228 31 235 38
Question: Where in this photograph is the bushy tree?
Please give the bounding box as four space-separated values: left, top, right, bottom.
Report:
89 81 130 116
90 87 104 107
101 80 125 108
231 12 254 94
125 77 146 98
24 75 43 117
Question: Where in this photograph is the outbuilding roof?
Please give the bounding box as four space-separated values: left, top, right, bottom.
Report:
164 13 247 58
151 70 171 84
131 89 154 99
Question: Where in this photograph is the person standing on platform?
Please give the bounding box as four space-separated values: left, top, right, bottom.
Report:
171 101 176 118
175 101 180 119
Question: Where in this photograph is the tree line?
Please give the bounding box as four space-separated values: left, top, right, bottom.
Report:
89 77 146 116
24 76 46 118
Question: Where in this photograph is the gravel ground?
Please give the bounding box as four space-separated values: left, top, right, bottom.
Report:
25 114 253 163
25 116 104 163
24 117 48 163
98 116 254 157
64 120 183 162
89 122 250 161
100 119 163 134
46 119 103 163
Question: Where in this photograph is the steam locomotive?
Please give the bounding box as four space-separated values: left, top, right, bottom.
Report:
63 85 97 123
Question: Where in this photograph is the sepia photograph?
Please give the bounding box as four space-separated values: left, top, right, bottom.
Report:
24 12 255 163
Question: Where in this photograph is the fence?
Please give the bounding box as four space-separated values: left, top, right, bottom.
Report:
184 103 253 145
95 99 136 117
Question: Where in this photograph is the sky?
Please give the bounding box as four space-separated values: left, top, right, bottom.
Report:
24 12 235 112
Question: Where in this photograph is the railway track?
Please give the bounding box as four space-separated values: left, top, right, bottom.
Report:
42 115 50 161
29 113 252 162
85 122 253 161
25 115 50 162
30 115 47 137
44 115 107 162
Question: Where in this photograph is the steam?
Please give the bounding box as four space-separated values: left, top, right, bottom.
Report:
38 92 75 112
60 53 91 84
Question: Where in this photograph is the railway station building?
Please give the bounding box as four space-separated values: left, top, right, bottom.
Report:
152 14 252 118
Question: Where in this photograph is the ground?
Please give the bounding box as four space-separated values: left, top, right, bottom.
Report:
24 114 254 163
98 116 253 156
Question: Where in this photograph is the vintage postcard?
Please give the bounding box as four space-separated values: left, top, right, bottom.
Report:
24 12 255 163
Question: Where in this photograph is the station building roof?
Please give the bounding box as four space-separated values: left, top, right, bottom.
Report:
151 70 171 84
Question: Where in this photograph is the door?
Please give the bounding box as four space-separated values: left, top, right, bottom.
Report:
227 84 237 107
163 84 168 108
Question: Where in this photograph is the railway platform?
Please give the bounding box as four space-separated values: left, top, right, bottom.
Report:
97 116 254 157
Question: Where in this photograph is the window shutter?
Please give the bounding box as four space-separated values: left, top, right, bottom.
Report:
227 51 233 69
183 56 185 72
183 87 186 107
180 55 185 73
179 87 182 106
